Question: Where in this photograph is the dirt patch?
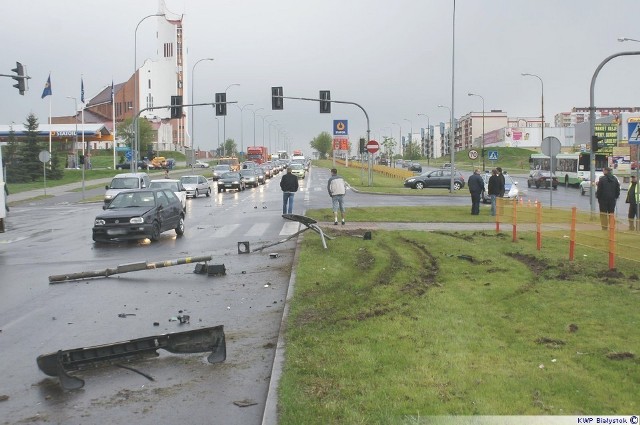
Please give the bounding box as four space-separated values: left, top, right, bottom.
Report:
597 269 626 281
606 352 635 360
432 230 474 241
507 252 551 279
354 247 376 271
535 337 566 348
487 267 508 273
399 237 440 296
372 241 404 286
355 306 391 321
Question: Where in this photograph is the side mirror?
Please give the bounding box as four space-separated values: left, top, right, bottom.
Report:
102 204 107 210
105 185 109 190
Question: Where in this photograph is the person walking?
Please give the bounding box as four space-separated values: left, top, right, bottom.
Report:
596 167 621 230
327 168 347 224
626 174 638 230
488 169 501 216
280 167 299 215
467 168 483 215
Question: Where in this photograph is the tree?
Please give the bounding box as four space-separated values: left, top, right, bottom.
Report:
310 131 332 159
405 142 423 161
381 136 397 160
223 138 237 157
116 118 155 160
7 114 43 183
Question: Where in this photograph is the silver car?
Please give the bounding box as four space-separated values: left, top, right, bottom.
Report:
179 175 211 198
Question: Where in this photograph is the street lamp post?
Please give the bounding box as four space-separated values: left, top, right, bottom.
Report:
403 118 413 159
236 103 254 157
134 13 164 173
438 104 456 192
66 96 85 199
223 83 240 156
391 122 402 161
251 107 264 147
258 114 271 150
521 73 544 143
467 93 485 171
267 119 278 154
190 57 214 149
214 117 220 156
418 113 430 165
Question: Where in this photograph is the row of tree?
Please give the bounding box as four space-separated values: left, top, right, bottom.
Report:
308 131 424 161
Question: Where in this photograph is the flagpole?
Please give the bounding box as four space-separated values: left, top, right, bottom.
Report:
48 95 52 166
112 80 116 170
80 75 85 200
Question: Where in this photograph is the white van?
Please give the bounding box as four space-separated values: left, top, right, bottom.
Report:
104 173 150 205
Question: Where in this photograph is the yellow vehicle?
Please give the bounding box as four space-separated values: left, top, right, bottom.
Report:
217 157 240 171
151 156 167 169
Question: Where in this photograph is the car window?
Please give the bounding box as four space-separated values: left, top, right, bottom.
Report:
111 177 139 189
180 176 197 184
156 190 169 207
163 190 178 203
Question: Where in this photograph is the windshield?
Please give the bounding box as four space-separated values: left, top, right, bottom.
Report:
240 170 255 177
222 172 240 179
110 177 140 189
214 165 230 171
290 163 303 170
180 176 198 185
149 181 179 191
108 191 156 209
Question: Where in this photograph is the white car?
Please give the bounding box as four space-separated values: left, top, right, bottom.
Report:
289 162 306 179
579 173 614 196
149 179 187 211
179 175 211 198
193 160 209 168
481 172 519 203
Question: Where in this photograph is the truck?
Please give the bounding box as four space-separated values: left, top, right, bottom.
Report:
246 146 269 164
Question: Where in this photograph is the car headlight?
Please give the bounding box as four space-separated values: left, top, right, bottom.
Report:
104 195 113 200
406 178 415 183
130 217 145 224
94 219 106 226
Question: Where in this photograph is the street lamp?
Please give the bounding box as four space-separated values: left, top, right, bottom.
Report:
618 37 640 43
258 113 271 149
391 122 402 159
437 104 456 192
134 13 164 173
236 103 254 156
66 96 85 199
467 93 485 171
403 118 413 159
521 73 544 143
223 83 240 156
251 107 264 147
418 113 430 165
190 57 214 148
267 119 278 154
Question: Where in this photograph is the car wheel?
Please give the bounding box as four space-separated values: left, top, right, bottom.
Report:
415 182 424 190
175 216 185 236
535 181 540 189
149 222 161 242
195 189 199 198
206 188 211 197
453 182 461 191
218 187 222 193
527 180 531 188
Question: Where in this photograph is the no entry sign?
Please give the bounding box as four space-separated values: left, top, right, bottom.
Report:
366 140 379 154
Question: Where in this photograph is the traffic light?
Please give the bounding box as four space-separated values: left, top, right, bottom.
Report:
319 90 331 113
215 92 226 116
271 86 283 110
170 95 182 119
591 135 603 152
12 62 26 95
359 138 366 154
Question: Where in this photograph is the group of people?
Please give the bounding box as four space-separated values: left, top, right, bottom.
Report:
280 166 347 225
467 164 639 230
467 167 505 216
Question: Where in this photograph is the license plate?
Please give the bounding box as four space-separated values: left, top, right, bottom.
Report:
107 229 127 235
224 184 233 187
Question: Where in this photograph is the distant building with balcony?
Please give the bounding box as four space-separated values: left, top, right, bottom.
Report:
554 107 640 127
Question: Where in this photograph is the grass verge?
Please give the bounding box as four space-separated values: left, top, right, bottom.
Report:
279 227 639 423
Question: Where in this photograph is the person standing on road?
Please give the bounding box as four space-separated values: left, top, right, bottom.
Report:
596 166 621 230
327 168 347 225
496 167 506 197
280 167 299 215
467 169 483 215
488 169 501 216
626 174 638 230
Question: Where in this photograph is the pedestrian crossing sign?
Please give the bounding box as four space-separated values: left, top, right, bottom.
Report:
628 119 640 145
488 150 498 161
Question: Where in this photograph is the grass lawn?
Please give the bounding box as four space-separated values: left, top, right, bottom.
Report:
279 226 639 423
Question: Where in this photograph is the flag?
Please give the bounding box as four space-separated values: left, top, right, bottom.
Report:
111 79 114 103
41 74 52 99
81 77 85 103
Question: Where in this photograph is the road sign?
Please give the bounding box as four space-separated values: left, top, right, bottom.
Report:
488 150 498 161
333 120 348 136
125 151 133 161
468 149 478 160
628 119 640 145
541 136 561 156
38 150 51 163
366 140 379 154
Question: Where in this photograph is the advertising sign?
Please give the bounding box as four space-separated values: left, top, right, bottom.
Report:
333 120 348 136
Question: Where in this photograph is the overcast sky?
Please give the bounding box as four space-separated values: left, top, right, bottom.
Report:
2 0 640 155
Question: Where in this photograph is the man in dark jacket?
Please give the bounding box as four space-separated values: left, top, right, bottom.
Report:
280 167 299 215
596 167 620 230
488 169 501 216
626 174 638 230
467 169 484 215
496 167 506 197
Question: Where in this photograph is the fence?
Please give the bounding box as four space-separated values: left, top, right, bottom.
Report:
495 197 639 270
335 159 414 180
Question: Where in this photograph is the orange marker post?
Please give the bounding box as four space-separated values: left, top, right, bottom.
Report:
536 200 542 250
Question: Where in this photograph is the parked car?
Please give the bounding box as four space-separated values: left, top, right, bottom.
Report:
440 163 453 170
217 172 246 192
481 172 519 203
240 169 260 188
148 179 187 211
104 173 150 205
408 162 423 172
404 170 465 190
212 164 232 181
115 160 151 171
527 170 558 189
179 175 211 198
92 188 185 243
289 162 306 179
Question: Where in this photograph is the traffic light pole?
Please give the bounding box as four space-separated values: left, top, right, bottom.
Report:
133 101 236 173
273 95 372 185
